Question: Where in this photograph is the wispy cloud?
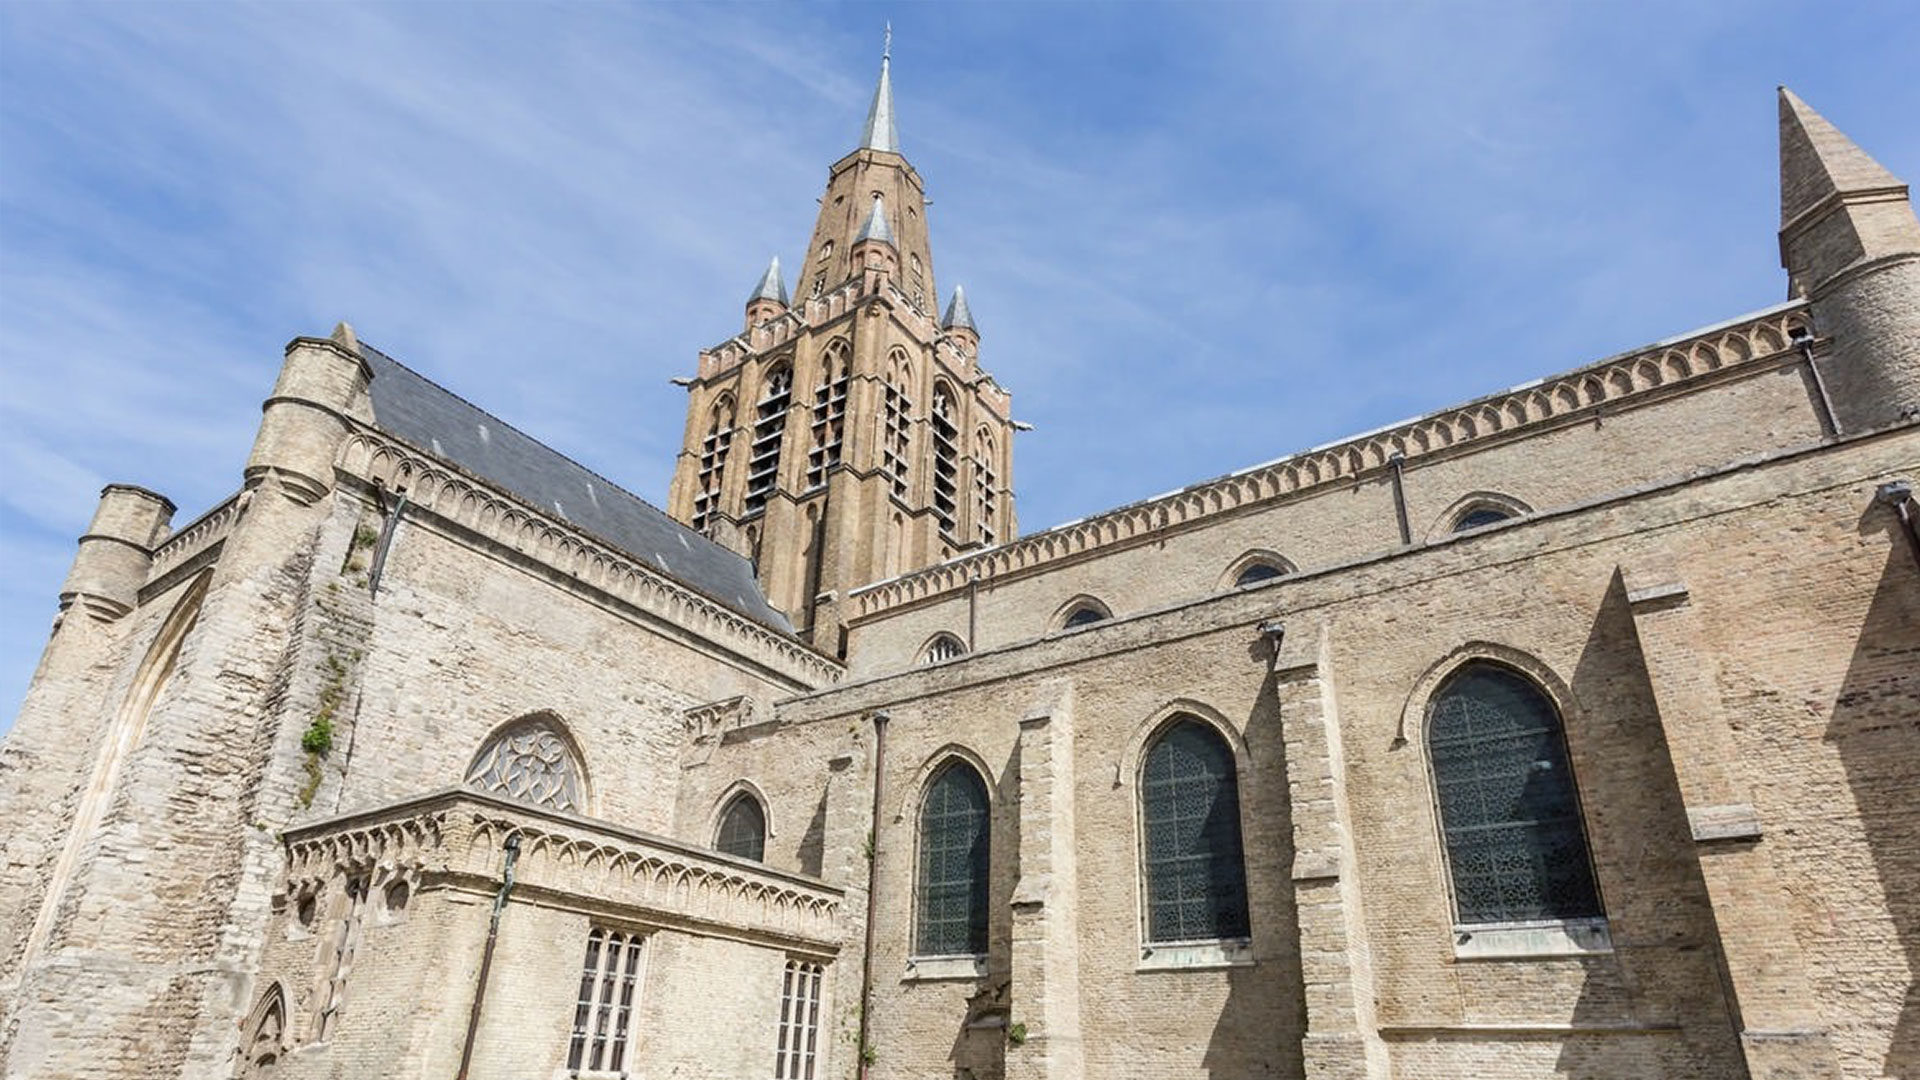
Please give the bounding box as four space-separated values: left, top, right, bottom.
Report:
1 1 1915 727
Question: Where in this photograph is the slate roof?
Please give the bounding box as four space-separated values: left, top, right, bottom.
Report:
357 343 794 634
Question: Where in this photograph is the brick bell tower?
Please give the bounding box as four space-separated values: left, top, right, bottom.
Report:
667 33 1017 655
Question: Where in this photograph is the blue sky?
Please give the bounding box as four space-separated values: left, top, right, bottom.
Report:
2 2 1916 731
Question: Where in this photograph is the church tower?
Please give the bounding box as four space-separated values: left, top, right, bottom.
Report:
667 36 1017 655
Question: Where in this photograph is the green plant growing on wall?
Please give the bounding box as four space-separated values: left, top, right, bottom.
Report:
1007 1022 1028 1047
298 650 352 808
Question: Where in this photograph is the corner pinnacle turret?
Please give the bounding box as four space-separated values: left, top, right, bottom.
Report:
747 256 789 306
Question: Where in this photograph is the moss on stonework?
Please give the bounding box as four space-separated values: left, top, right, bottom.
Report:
297 648 353 808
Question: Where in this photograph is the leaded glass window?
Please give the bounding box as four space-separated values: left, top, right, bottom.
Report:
566 928 644 1073
716 794 767 862
464 717 584 813
772 959 824 1079
1061 602 1108 629
915 762 989 956
1453 506 1513 531
1234 562 1285 587
1428 663 1602 924
1141 719 1249 943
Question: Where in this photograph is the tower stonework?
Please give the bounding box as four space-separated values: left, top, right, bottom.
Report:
667 48 1016 654
1778 87 1920 431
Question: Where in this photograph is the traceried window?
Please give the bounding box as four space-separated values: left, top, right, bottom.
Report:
882 351 913 500
1428 663 1602 925
916 762 990 956
715 793 767 862
806 342 850 490
745 363 793 515
465 716 586 813
692 397 735 531
930 385 960 537
921 632 967 665
972 428 998 545
567 928 644 1074
772 959 824 1080
1141 719 1249 943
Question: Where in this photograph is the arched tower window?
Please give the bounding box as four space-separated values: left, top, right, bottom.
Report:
882 351 913 500
972 427 998 545
1427 663 1601 924
916 761 990 956
692 396 735 531
930 385 960 537
1453 507 1513 532
715 793 767 862
464 714 587 813
920 632 967 665
806 341 850 489
1141 718 1249 943
1235 563 1285 586
745 363 793 515
1057 596 1112 630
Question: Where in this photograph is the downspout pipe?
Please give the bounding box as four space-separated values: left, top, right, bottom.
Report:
1791 326 1841 438
1386 453 1413 546
857 710 890 1079
1879 481 1920 571
455 831 521 1080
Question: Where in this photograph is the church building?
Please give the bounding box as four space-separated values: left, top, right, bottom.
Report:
1 44 1916 1080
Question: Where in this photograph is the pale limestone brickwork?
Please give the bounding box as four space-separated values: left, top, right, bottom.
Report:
1 58 1916 1080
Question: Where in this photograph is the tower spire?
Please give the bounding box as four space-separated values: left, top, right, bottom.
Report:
861 25 900 154
855 196 896 246
746 256 789 306
1778 86 1906 229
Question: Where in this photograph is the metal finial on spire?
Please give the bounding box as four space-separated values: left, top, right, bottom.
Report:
861 27 900 153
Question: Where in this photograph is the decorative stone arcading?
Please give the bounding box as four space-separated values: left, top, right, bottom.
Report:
848 304 1810 619
332 427 842 688
283 790 844 948
147 491 245 579
683 695 767 738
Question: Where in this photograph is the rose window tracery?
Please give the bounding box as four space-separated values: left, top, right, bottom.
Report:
464 718 585 812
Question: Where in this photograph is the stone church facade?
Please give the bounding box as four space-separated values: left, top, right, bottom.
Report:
1 47 1916 1080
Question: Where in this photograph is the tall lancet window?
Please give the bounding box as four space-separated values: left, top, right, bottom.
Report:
882 350 913 500
692 396 735 531
972 427 998 545
745 363 793 515
806 341 850 490
930 385 959 536
1428 663 1602 924
916 761 990 957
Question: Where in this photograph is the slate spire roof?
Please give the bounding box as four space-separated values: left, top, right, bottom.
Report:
747 256 789 306
941 285 977 333
854 195 896 247
861 26 899 154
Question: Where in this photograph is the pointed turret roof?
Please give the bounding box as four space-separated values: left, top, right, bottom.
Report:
854 196 896 246
1779 86 1907 227
941 285 977 334
747 256 789 306
861 27 900 153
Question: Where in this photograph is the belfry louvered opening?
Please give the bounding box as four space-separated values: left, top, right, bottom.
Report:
745 365 792 515
882 351 912 500
972 428 997 545
691 398 734 531
806 342 849 490
931 386 959 537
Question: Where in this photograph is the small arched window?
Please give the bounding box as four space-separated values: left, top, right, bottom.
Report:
1453 507 1513 532
465 715 586 813
1141 718 1249 943
921 633 967 665
1234 562 1286 587
916 762 990 956
1428 663 1601 924
715 793 767 862
1058 598 1111 630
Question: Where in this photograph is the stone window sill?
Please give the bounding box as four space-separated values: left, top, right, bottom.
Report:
1452 917 1612 960
903 954 987 981
1137 938 1254 972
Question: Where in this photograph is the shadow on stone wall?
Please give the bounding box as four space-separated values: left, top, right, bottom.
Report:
1831 512 1920 1078
1201 638 1306 1079
1554 572 1745 1079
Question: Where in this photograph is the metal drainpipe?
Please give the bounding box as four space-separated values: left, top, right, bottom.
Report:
1387 453 1413 545
455 832 521 1080
1795 329 1841 437
966 568 979 651
857 710 890 1079
367 487 409 598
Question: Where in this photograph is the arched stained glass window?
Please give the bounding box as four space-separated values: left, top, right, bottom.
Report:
1428 663 1602 924
716 794 767 862
1141 719 1249 943
916 762 990 956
